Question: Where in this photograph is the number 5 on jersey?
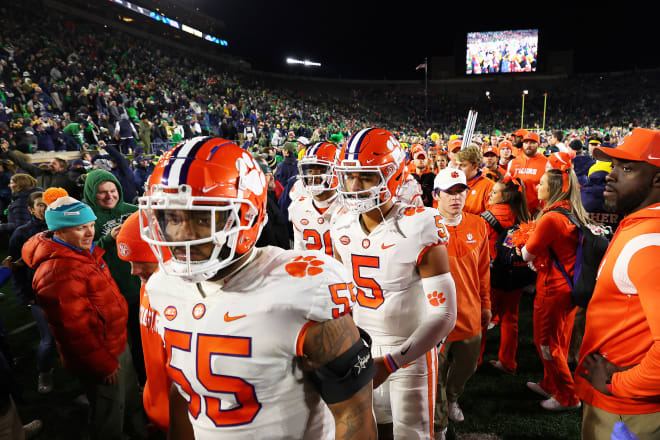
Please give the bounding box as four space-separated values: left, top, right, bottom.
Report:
350 255 384 309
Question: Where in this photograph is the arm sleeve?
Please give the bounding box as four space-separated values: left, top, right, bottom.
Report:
389 272 457 368
610 245 660 399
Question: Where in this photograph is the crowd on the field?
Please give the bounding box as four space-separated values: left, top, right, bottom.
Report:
1 1 660 439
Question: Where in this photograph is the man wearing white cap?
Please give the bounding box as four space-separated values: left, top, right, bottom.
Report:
432 168 491 439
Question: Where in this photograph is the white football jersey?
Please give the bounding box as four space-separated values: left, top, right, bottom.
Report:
288 178 306 203
288 194 344 257
146 246 357 440
394 173 423 207
331 204 449 345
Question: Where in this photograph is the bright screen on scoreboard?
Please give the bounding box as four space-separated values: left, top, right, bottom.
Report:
466 29 538 75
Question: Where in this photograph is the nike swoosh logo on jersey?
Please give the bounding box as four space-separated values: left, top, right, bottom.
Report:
224 312 246 322
381 243 395 249
400 344 411 356
649 154 660 160
202 184 219 193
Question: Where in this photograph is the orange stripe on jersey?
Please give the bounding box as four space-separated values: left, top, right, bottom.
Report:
416 243 442 265
426 349 436 438
296 321 317 356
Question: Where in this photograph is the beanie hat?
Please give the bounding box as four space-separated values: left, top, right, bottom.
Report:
43 187 97 231
569 139 583 151
116 211 171 263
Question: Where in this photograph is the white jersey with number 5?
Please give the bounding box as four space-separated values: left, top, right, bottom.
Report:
145 246 357 440
331 204 449 345
288 194 344 257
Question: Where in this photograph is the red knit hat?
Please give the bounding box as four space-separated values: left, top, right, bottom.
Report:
117 211 171 263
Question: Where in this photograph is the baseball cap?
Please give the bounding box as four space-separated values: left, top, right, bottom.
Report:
483 145 499 156
522 132 540 144
283 142 297 155
448 139 462 152
593 128 660 167
411 144 426 159
512 129 529 137
434 168 468 192
296 136 309 145
498 140 513 151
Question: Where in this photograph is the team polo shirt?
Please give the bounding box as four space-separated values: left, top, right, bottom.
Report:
464 172 494 215
439 213 491 342
575 203 660 415
507 153 548 214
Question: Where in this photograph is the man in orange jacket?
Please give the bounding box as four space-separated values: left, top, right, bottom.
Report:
432 168 491 439
575 128 660 440
455 145 494 215
507 132 548 215
116 211 172 435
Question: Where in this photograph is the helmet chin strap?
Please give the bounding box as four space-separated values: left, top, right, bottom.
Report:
313 191 338 208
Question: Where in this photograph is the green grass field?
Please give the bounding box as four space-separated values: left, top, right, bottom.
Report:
1 245 582 439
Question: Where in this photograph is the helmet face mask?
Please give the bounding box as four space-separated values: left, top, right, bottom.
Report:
336 128 405 214
298 142 342 197
336 166 390 213
139 138 267 282
299 162 335 196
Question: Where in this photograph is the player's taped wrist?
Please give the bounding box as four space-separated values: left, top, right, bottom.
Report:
390 272 457 368
309 326 376 404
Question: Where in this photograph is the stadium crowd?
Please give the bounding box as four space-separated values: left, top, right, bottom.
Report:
1 1 659 440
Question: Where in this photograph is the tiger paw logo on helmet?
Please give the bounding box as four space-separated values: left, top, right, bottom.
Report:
285 255 325 278
236 152 266 196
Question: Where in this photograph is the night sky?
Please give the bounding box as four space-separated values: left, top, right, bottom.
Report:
194 1 656 80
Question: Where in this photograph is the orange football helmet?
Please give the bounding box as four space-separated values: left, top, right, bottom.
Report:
297 142 344 196
139 137 267 282
335 128 406 213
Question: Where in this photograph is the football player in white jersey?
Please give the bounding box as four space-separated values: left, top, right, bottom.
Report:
139 137 377 440
289 142 345 256
332 128 458 440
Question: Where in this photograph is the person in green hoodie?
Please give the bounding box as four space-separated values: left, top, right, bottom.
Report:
83 169 146 385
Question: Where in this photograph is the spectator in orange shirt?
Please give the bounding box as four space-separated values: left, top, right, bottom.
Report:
432 168 491 437
436 151 449 171
456 145 495 215
482 145 505 182
116 211 172 435
483 176 531 374
410 148 436 207
406 144 430 175
576 128 660 440
447 139 462 169
511 129 528 153
520 166 595 412
507 132 548 215
498 140 515 170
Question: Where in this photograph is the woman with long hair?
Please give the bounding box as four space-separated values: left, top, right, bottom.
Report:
483 176 530 374
521 166 595 411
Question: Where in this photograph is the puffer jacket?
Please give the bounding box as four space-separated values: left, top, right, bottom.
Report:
22 232 128 381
